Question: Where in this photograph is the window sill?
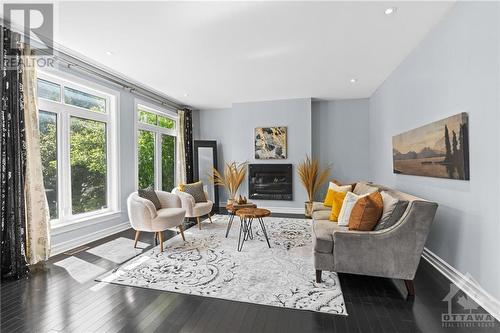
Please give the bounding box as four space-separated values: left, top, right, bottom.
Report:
51 211 123 236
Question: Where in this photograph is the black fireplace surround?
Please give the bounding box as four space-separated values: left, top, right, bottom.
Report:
248 164 293 201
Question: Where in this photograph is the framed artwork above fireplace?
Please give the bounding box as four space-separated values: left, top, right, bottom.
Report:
254 127 287 159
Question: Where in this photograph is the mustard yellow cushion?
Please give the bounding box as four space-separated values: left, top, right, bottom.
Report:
323 189 335 207
179 183 185 191
323 183 352 206
329 190 347 222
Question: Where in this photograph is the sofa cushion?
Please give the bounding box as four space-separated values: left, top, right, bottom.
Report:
337 192 367 226
353 182 379 195
323 183 352 206
312 210 331 220
312 220 348 253
329 190 347 221
375 191 409 230
312 202 330 213
348 191 384 231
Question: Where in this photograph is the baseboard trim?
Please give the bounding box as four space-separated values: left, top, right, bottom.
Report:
219 205 304 215
422 247 500 320
51 222 131 256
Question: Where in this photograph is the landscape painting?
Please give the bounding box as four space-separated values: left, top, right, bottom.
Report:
255 127 287 159
393 113 469 180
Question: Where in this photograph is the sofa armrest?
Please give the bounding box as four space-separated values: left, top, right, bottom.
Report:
332 200 438 280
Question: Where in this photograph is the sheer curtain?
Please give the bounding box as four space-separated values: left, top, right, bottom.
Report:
22 45 51 265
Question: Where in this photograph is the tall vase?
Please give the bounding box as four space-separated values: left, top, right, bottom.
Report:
305 201 313 218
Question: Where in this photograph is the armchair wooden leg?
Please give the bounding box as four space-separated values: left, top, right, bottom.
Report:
197 216 201 230
404 279 415 297
316 270 322 283
208 214 213 223
154 232 158 246
159 231 164 252
134 230 141 248
178 224 186 241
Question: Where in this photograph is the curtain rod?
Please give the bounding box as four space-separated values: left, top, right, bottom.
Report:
47 48 187 111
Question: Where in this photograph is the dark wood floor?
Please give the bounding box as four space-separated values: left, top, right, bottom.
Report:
1 214 498 333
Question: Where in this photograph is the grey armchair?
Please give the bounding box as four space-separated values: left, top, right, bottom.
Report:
312 183 438 296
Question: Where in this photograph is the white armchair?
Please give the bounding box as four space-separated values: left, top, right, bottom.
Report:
127 191 186 252
172 187 213 230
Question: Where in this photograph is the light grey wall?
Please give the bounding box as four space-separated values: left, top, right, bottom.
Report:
199 98 312 208
369 1 500 300
312 99 370 200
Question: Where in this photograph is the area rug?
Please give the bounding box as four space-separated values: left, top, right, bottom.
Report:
96 215 347 315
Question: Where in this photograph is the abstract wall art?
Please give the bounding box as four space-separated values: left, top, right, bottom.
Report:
255 127 287 159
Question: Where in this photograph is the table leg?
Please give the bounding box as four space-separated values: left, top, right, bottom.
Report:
245 218 254 240
225 212 235 238
237 217 248 252
258 217 271 248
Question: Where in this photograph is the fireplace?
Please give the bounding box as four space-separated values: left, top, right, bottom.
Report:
248 164 293 201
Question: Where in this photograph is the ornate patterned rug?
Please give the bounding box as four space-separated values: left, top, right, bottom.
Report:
96 215 347 315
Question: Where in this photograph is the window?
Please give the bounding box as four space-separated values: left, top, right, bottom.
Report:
135 102 177 192
37 73 118 226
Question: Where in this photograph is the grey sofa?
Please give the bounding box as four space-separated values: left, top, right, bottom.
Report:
312 182 438 296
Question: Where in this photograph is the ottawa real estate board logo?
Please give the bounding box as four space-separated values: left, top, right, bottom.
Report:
442 281 496 329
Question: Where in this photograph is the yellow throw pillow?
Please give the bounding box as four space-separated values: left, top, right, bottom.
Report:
323 189 335 207
329 190 347 222
179 183 186 191
323 182 352 206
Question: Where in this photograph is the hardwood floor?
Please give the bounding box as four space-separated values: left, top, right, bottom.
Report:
1 214 498 333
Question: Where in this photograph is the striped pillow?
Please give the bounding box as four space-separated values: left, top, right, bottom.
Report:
181 181 207 203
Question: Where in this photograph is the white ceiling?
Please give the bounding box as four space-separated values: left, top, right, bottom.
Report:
53 1 454 109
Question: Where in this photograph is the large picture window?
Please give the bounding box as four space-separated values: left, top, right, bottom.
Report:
135 102 177 192
37 73 118 225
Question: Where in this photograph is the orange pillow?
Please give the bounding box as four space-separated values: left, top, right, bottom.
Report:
348 191 383 231
329 190 347 222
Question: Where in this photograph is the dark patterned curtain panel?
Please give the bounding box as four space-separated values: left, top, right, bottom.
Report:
184 109 194 183
0 26 29 280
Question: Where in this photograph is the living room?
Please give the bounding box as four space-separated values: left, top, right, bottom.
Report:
1 1 499 332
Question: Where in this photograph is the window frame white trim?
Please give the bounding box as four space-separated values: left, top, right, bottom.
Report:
134 98 178 191
37 70 121 228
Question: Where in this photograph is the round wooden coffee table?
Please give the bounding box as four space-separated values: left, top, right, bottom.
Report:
225 202 257 238
235 208 271 251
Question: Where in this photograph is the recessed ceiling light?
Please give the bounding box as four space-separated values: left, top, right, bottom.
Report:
105 51 113 56
183 93 189 97
385 7 397 15
350 78 357 84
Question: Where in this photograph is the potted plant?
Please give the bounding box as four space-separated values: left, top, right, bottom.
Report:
297 156 330 218
210 161 247 204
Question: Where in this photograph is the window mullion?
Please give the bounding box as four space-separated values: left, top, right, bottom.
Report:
60 112 72 219
156 132 162 191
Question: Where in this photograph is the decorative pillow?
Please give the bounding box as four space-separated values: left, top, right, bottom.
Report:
348 191 384 231
375 191 409 230
337 192 367 226
323 182 352 206
329 190 347 222
138 186 161 210
353 182 379 196
180 181 207 203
